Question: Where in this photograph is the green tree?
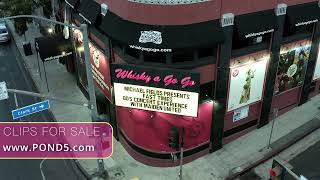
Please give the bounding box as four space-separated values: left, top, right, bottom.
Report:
0 0 33 38
38 0 52 18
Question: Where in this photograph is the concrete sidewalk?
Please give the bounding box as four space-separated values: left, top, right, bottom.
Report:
7 20 320 180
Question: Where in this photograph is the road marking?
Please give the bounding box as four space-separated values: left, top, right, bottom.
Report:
39 158 47 180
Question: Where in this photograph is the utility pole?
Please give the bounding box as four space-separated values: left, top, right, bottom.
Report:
0 15 108 179
179 128 184 180
81 23 107 179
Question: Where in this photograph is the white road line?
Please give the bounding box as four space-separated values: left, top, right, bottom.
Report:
39 158 47 180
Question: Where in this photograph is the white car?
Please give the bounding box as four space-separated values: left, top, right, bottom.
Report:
0 22 10 43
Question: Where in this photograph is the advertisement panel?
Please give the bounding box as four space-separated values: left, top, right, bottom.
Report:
227 57 268 112
72 28 88 90
233 106 249 122
275 40 311 94
72 29 112 101
112 64 200 117
89 43 112 101
313 44 320 81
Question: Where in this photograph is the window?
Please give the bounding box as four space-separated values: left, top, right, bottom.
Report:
125 46 140 59
283 23 314 37
144 51 166 63
198 47 217 59
232 31 271 50
200 81 215 100
172 49 194 63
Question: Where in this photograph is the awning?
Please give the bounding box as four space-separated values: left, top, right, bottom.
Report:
235 10 276 39
287 2 320 27
77 0 101 25
35 34 73 62
99 11 225 49
65 0 79 9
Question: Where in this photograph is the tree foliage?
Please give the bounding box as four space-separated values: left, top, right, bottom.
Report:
0 0 33 35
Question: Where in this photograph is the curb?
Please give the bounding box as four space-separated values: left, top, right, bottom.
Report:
6 20 93 180
225 117 320 180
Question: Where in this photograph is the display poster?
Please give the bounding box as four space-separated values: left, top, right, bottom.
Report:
227 58 268 112
89 43 112 101
112 64 200 117
233 106 249 122
275 41 311 94
72 29 112 101
312 44 320 81
72 29 88 90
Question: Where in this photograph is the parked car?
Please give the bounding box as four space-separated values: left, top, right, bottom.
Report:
0 22 11 43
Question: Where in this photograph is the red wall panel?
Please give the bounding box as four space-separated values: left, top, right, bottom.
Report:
271 87 301 116
97 0 221 25
224 102 261 132
192 64 216 84
116 102 213 152
113 53 126 64
221 0 277 15
309 80 320 98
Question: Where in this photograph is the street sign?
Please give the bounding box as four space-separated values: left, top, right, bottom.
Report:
0 81 9 100
11 100 50 119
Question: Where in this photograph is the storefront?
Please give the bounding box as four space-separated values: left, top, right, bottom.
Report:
60 0 320 167
271 1 320 116
271 40 312 114
111 64 216 166
224 52 270 143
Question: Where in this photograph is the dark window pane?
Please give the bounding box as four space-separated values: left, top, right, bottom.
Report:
232 27 271 49
125 47 140 59
200 81 215 100
283 22 314 37
198 48 215 59
144 52 166 63
172 49 194 63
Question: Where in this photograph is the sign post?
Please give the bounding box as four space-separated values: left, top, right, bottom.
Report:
11 100 50 119
0 81 9 101
179 128 185 180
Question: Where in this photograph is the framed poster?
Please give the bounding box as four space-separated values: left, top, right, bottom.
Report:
313 45 320 81
275 41 311 94
227 58 268 112
233 106 249 122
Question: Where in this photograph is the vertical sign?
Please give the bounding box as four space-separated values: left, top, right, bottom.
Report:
313 44 320 81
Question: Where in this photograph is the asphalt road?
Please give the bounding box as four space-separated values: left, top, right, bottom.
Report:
287 140 320 180
0 41 88 180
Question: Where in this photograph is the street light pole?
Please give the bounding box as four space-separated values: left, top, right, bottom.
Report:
81 24 106 178
0 15 107 179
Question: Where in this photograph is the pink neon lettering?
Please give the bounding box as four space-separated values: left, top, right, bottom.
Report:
115 69 151 83
181 77 195 88
163 75 178 87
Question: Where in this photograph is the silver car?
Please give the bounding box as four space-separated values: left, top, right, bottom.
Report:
0 22 10 43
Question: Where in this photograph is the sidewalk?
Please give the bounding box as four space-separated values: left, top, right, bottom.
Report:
7 20 320 180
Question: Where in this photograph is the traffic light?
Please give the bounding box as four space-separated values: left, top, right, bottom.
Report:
168 127 180 150
269 160 285 180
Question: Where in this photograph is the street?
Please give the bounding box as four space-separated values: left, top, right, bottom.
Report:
286 140 320 180
0 41 87 180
